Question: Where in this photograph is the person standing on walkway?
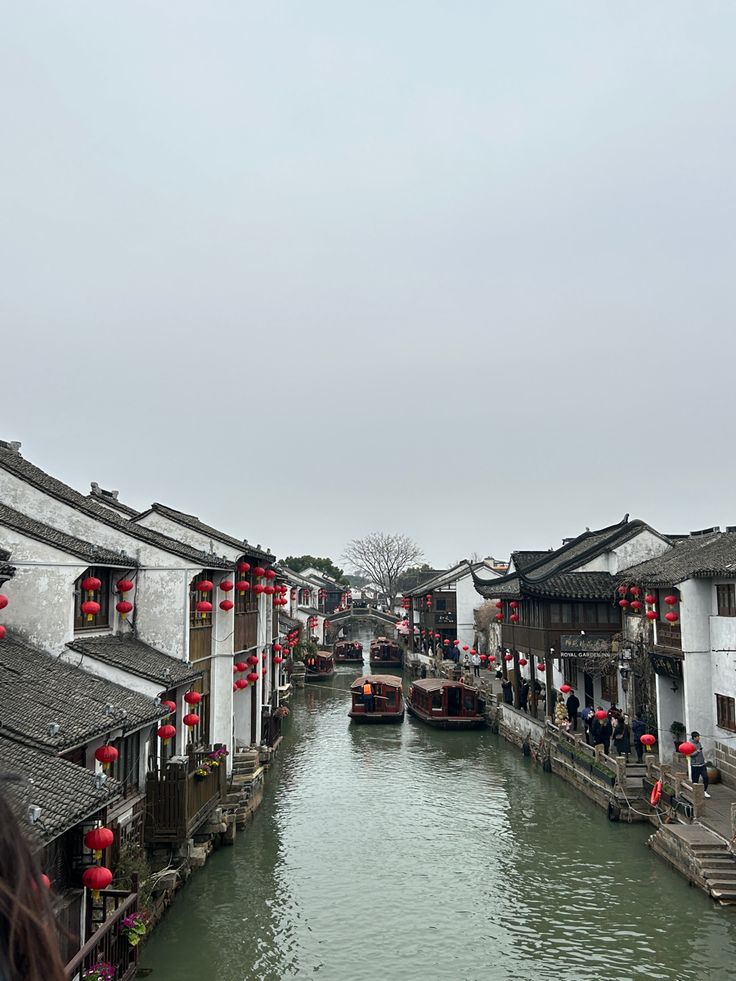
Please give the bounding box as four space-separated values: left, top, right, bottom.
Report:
531 679 541 718
631 712 647 763
501 678 513 704
566 690 580 731
580 705 594 745
471 651 481 678
689 732 711 798
612 715 631 760
519 680 530 714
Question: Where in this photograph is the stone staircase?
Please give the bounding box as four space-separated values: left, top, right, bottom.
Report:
690 840 736 904
625 761 647 792
649 823 736 905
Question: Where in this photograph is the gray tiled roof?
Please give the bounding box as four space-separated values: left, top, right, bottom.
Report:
0 442 231 568
0 736 121 844
0 632 167 750
621 531 736 587
511 550 552 571
67 635 200 687
0 503 138 567
88 483 140 518
279 613 300 632
133 503 272 561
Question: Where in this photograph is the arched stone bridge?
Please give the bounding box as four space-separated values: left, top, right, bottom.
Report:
326 604 400 640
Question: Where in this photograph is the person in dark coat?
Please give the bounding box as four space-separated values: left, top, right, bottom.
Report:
591 712 612 754
612 715 631 759
519 681 530 713
501 679 513 704
580 705 594 745
566 691 580 731
631 712 647 763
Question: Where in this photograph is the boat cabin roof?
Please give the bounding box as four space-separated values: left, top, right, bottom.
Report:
351 674 402 690
413 678 474 693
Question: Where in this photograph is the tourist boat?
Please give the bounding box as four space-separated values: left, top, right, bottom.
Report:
334 639 364 664
304 651 335 682
348 674 404 724
405 679 486 729
369 637 403 668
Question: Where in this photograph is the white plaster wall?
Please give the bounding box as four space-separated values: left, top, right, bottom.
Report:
656 676 686 758
613 529 671 574
135 511 239 563
455 573 478 648
60 650 161 699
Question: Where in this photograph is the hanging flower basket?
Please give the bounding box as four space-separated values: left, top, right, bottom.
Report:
83 963 116 981
194 766 211 779
120 912 147 947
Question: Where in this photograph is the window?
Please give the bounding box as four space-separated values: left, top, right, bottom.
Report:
185 677 210 748
716 694 736 732
550 603 560 623
717 585 736 618
74 567 111 632
597 603 614 624
600 668 619 703
190 574 214 629
560 603 572 624
563 658 577 686
108 730 142 794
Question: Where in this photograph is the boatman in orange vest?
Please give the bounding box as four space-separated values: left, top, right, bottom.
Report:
363 680 374 712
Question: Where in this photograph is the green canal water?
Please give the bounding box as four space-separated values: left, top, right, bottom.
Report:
141 666 736 981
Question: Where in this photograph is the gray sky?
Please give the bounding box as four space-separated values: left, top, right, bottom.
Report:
2 2 735 568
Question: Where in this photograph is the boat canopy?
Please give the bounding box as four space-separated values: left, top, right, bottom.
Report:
351 674 402 690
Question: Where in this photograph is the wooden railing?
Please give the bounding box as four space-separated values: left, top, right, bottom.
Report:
145 749 226 844
547 722 626 788
65 889 138 981
643 757 704 819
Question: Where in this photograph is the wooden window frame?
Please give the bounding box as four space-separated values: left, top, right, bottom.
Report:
716 584 736 618
190 572 215 630
716 693 736 733
74 566 112 633
600 668 619 703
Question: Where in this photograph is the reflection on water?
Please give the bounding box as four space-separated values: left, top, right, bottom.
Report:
141 665 736 981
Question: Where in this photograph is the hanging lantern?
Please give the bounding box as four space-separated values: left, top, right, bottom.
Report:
641 734 656 751
254 584 265 595
509 601 519 610
518 657 527 667
664 595 678 607
116 579 134 593
274 643 282 652
262 666 267 675
81 600 100 622
183 713 200 728
116 600 133 618
495 601 503 609
265 569 276 580
254 567 266 578
235 662 248 673
560 683 572 694
645 594 656 605
618 599 629 609
236 678 248 689
220 580 234 593
0 625 6 640
443 639 450 646
160 699 177 714
220 599 234 612
235 580 250 595
0 595 7 611
196 601 212 618
463 645 470 651
537 663 546 672
510 614 520 623
158 723 177 742
196 580 214 593
617 585 627 595
595 709 607 721
646 610 658 621
264 585 276 596
480 653 488 661
630 586 641 597
81 576 102 595
453 640 460 646
665 611 679 624
237 562 251 574
82 865 113 901
678 741 696 756
184 691 202 705
84 826 114 860
630 600 642 612
247 672 259 683
247 654 258 666
274 655 283 664
94 744 118 770
495 613 504 622
487 655 496 663
434 632 440 639
504 653 513 662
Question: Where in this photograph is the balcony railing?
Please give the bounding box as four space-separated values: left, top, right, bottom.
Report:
145 748 226 844
65 888 138 981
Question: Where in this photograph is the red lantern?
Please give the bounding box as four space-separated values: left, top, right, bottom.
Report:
254 584 265 595
646 610 658 621
443 639 450 646
183 713 200 727
116 600 133 617
495 613 504 622
220 599 234 612
264 585 276 596
160 699 177 714
504 653 513 662
0 595 8 611
262 666 267 675
509 601 519 609
274 643 282 652
82 865 113 899
664 595 678 607
254 567 266 578
274 655 283 664
617 585 627 595
665 611 679 624
518 658 527 667
235 581 250 594
495 601 503 609
488 655 496 663
434 633 440 639
645 594 656 605
94 744 118 770
630 586 641 597
453 640 460 646
81 576 102 593
618 599 629 609
641 733 656 750
247 672 259 683
237 561 251 574
116 579 134 593
220 580 234 593
560 683 572 694
247 655 258 666
265 569 276 580
678 741 696 757
595 709 607 721
537 663 546 672
463 645 469 651
196 600 212 615
480 653 488 661
184 692 202 706
196 580 214 593
630 600 642 612
236 678 248 689
510 614 520 623
81 600 100 622
158 723 177 742
84 826 114 858
235 662 247 672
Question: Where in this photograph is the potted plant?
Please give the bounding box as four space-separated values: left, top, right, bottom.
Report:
120 911 147 947
83 963 116 981
670 720 686 750
706 760 721 784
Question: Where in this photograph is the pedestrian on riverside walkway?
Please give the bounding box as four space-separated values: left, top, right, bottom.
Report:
472 651 481 678
519 680 530 713
580 705 594 745
631 712 647 763
689 732 711 798
612 715 631 760
566 690 580 731
501 679 513 705
591 710 611 754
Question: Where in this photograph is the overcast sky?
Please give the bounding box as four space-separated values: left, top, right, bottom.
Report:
2 2 734 569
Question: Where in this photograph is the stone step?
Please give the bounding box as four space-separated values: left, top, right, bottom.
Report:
690 845 729 855
700 858 736 869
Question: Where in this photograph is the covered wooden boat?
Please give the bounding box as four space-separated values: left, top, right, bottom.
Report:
305 650 335 681
369 637 403 668
405 679 486 729
349 674 404 724
334 639 364 664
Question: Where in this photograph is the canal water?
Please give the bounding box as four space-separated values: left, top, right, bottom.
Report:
141 663 736 981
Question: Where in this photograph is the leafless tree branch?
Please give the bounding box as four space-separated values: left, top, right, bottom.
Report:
343 532 423 608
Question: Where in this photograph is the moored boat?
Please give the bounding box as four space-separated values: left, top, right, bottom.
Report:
369 637 403 668
305 650 335 681
405 679 486 729
334 639 364 664
349 674 404 724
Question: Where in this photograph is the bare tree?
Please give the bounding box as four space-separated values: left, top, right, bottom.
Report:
343 532 423 608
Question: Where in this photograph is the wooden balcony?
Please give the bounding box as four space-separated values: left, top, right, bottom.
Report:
65 887 138 981
145 749 227 844
655 621 682 652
